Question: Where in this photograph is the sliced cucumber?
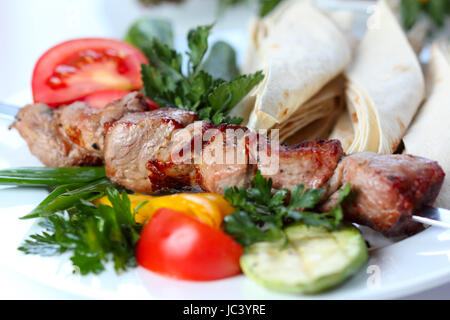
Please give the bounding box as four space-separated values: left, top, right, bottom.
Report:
240 224 368 294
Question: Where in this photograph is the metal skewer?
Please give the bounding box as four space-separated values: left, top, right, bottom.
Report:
412 206 450 229
1 102 449 229
0 102 19 121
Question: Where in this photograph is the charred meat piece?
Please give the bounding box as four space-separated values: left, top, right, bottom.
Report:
196 124 253 194
12 103 102 167
195 128 344 194
257 139 344 191
104 108 197 193
12 92 149 166
322 152 445 237
57 92 148 156
151 121 214 192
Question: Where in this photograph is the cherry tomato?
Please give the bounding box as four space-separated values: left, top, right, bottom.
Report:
137 208 243 281
32 38 148 107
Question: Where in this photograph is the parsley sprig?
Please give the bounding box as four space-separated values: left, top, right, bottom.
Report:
3 168 144 275
141 25 264 125
402 0 450 30
224 171 351 246
19 188 144 275
219 0 283 17
139 0 284 18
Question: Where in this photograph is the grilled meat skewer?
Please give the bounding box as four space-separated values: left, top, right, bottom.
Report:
12 93 445 237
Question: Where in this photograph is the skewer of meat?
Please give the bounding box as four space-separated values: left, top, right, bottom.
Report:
12 93 445 237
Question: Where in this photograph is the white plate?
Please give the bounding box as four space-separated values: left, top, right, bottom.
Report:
1 0 450 300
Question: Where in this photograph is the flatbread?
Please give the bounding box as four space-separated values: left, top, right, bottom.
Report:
273 75 345 143
403 40 450 209
230 0 351 137
330 0 425 154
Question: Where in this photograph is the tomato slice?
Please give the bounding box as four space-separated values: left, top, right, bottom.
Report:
32 38 148 107
137 208 243 281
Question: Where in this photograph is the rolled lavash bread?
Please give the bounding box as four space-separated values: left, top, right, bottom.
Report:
403 40 450 209
275 75 345 144
329 0 425 154
229 0 352 141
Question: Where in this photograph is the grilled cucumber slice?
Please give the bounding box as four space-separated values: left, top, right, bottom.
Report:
240 224 368 294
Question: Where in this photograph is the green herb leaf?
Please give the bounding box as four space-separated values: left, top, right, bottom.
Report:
425 0 446 27
401 0 422 30
141 25 264 125
18 231 64 256
19 188 144 275
71 251 105 275
0 167 106 187
224 211 284 247
288 184 324 210
401 0 450 30
139 0 183 5
219 0 283 17
259 0 283 17
217 0 249 16
207 72 264 125
21 178 115 220
187 24 213 75
21 183 86 220
224 172 351 246
200 41 240 81
125 18 174 52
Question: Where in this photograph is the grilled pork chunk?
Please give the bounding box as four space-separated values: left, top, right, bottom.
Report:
261 140 344 191
196 124 253 194
13 92 148 167
13 103 102 167
322 152 445 237
196 127 344 194
104 109 198 193
58 92 148 157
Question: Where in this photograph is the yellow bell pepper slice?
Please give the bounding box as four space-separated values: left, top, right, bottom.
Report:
95 193 235 228
201 193 235 217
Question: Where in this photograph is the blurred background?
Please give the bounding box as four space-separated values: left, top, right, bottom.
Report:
0 0 376 104
1 0 448 104
0 0 253 103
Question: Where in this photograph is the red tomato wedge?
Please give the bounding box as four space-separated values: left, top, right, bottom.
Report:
145 98 161 111
32 38 148 107
137 208 243 281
